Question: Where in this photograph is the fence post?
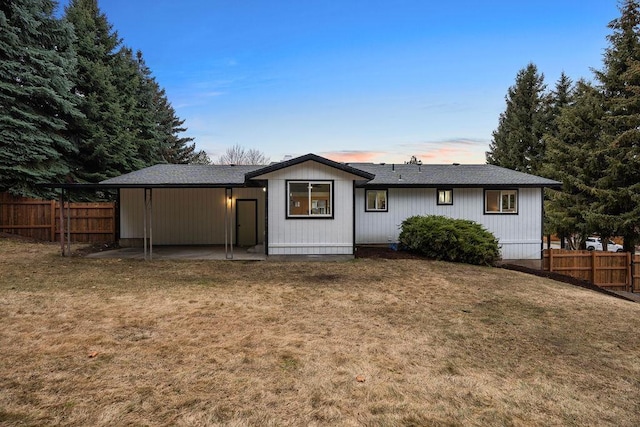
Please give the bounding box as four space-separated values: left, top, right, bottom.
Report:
548 249 553 272
591 250 597 285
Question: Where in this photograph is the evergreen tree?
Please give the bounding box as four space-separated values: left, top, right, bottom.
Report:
0 0 81 198
592 0 640 251
487 63 549 174
133 51 198 164
542 81 609 248
64 0 140 183
542 73 575 246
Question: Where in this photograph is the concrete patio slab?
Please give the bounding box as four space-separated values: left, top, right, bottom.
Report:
86 245 266 261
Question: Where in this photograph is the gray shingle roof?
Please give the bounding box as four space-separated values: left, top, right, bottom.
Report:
100 164 263 186
96 158 560 188
347 163 560 187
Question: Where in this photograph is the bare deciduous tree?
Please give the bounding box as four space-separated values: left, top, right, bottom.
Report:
215 144 270 165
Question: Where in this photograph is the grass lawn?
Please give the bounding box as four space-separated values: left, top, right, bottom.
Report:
1 237 639 426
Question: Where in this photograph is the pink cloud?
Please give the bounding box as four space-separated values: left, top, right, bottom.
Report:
320 151 382 163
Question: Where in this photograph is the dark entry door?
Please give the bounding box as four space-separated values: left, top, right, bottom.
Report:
236 199 257 247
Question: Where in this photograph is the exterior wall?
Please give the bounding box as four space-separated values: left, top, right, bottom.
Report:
355 187 543 260
119 187 265 245
256 161 358 255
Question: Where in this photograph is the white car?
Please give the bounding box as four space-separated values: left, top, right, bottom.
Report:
585 237 624 252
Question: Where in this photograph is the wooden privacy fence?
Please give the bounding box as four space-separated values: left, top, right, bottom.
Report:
543 249 640 292
0 193 116 243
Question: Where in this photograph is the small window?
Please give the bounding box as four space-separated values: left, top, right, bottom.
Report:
366 190 387 212
485 190 517 214
287 181 332 218
437 189 453 205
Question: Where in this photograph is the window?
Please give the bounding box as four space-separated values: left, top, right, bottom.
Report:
437 189 453 205
366 190 387 212
287 181 332 218
485 190 518 214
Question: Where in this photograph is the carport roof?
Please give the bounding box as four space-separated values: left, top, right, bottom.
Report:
98 164 264 187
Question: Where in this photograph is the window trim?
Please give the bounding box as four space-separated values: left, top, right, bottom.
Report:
484 189 518 214
286 180 334 219
365 189 388 212
437 189 453 205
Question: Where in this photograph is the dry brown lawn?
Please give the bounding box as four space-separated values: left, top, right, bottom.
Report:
1 237 639 426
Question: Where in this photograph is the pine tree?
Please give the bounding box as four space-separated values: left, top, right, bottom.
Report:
487 63 549 174
592 0 640 251
0 0 81 198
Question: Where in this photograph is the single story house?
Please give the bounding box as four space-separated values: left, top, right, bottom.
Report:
93 153 560 260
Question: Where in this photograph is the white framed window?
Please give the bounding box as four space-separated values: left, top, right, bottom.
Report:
366 189 387 212
287 180 333 218
485 189 518 214
437 189 453 205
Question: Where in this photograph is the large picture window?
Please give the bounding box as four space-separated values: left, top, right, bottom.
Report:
287 181 333 218
366 189 387 212
485 190 517 214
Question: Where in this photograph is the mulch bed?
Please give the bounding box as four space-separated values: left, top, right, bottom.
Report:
355 245 423 259
500 263 636 302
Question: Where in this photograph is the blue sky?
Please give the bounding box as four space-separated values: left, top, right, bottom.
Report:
59 1 620 164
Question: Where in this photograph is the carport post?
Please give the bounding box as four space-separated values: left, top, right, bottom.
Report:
66 195 71 256
143 188 153 260
225 187 234 259
149 188 153 260
143 188 147 260
59 189 65 256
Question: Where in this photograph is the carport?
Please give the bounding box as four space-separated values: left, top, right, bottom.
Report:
44 164 267 260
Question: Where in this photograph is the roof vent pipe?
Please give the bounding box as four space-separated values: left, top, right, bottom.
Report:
392 164 395 171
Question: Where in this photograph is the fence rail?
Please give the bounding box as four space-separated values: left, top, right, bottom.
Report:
0 193 116 243
543 249 639 292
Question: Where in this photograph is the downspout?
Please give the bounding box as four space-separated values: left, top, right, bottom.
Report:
352 181 356 256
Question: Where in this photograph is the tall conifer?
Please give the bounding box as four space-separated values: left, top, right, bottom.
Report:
487 63 549 174
593 0 640 251
64 0 140 183
0 0 80 197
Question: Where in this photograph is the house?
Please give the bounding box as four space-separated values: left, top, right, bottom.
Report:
95 153 559 260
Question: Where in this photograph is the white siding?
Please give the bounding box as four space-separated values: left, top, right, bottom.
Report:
355 187 543 260
119 188 265 245
256 161 358 255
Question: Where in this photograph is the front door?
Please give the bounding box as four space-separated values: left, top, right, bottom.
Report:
236 199 257 247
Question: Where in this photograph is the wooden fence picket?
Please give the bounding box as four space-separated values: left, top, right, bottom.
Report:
0 193 116 243
543 249 638 292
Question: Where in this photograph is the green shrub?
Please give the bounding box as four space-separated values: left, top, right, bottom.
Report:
398 215 501 265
